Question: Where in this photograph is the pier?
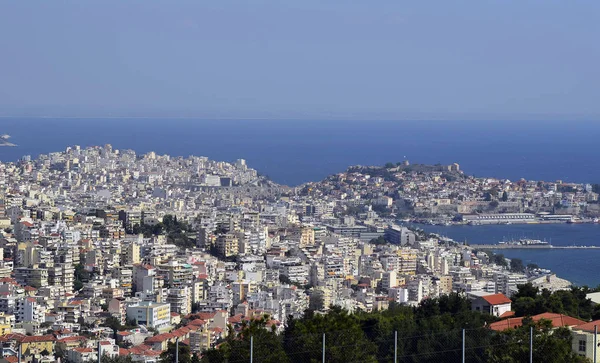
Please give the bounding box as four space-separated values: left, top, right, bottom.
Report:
468 244 600 250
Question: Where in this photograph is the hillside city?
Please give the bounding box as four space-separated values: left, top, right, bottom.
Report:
0 144 599 362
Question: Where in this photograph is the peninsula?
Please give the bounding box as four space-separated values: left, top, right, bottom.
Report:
0 145 594 362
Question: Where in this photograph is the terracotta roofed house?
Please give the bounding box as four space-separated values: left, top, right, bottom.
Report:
471 293 512 317
571 319 600 360
489 313 586 331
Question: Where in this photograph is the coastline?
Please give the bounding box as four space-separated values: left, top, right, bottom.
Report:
411 219 595 227
418 223 600 287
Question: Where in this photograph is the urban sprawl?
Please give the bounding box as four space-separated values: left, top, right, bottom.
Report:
0 145 599 362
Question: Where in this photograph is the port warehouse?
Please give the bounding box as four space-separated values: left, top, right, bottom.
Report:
461 213 573 224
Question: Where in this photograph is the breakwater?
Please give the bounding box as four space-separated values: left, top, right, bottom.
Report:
469 244 600 250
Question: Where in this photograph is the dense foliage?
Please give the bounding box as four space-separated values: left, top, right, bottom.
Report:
131 214 195 248
200 293 589 363
512 283 600 320
159 341 194 363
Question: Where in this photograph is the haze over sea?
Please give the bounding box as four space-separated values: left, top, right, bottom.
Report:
1 118 600 286
2 118 600 186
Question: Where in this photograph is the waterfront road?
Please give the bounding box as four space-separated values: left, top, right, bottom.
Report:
469 244 600 250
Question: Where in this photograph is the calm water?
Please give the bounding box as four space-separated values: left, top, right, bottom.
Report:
1 118 600 186
417 224 600 287
1 118 600 285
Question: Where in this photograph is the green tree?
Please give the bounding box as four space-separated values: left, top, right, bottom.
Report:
368 236 387 245
101 356 133 363
491 253 508 267
284 307 378 363
512 283 539 300
509 258 525 273
308 292 325 312
101 316 122 332
486 320 588 362
279 274 293 285
202 316 287 363
74 263 91 291
160 342 191 363
513 297 539 316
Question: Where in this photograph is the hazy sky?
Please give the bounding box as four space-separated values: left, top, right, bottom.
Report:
0 1 598 120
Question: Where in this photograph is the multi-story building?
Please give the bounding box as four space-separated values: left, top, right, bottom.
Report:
16 297 45 324
166 287 191 315
126 301 171 329
157 261 193 288
384 225 416 246
215 233 239 257
14 267 48 288
56 301 83 324
189 327 211 353
397 249 418 275
0 312 14 335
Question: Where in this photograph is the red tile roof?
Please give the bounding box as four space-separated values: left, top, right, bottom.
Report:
228 314 243 324
489 313 586 331
499 311 515 318
534 312 586 327
572 319 600 333
20 335 56 343
73 347 93 353
127 344 152 355
489 317 525 331
145 333 174 343
195 312 215 321
57 336 87 343
188 319 206 326
481 293 512 305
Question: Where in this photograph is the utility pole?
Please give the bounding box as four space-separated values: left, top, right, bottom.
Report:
322 333 326 363
394 330 398 363
594 325 598 363
462 329 465 363
530 326 533 363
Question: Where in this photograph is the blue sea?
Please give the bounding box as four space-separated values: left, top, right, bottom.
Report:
1 118 600 186
416 224 600 287
1 118 600 285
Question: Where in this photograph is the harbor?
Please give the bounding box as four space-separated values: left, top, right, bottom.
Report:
469 244 600 250
417 223 600 286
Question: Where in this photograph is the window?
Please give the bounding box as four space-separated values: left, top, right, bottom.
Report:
579 340 586 352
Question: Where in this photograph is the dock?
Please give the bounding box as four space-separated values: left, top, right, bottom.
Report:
468 244 600 250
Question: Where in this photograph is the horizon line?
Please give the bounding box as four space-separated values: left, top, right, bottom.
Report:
0 116 599 122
